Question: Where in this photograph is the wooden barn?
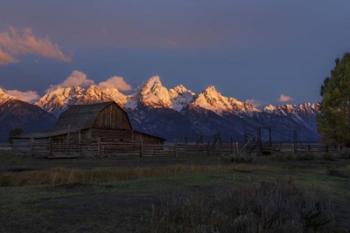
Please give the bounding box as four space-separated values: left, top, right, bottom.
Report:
12 102 165 157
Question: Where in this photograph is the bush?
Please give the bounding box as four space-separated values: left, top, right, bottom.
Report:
149 180 339 233
339 151 350 159
230 153 254 163
297 153 315 161
323 153 337 161
327 168 349 178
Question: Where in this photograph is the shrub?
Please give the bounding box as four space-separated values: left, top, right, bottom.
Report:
327 168 349 178
323 153 337 161
230 153 254 163
149 179 339 233
297 153 315 161
339 151 350 159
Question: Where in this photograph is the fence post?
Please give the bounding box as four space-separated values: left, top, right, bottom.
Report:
49 137 52 157
325 144 329 153
30 137 34 157
174 143 177 158
235 142 239 156
97 137 101 157
307 145 311 152
207 143 210 156
293 143 297 154
139 140 143 158
256 128 262 156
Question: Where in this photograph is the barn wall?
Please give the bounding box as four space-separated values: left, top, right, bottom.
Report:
133 132 164 144
93 104 131 130
91 128 133 142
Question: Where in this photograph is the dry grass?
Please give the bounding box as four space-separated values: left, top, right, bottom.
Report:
0 164 232 186
149 179 341 233
323 153 337 161
229 153 255 163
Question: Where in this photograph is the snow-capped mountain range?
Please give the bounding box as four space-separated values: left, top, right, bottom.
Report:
0 77 320 142
34 75 318 116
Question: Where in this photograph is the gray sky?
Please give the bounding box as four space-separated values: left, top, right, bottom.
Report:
0 0 350 104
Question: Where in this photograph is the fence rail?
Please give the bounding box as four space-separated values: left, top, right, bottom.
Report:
11 140 344 158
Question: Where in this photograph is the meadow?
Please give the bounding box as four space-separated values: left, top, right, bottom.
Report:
0 151 350 233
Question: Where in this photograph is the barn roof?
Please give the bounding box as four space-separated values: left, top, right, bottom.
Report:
54 102 126 131
14 102 128 139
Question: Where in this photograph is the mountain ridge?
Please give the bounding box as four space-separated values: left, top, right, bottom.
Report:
1 77 320 142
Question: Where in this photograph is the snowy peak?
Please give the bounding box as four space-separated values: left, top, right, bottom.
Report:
37 84 127 115
190 86 257 115
132 77 196 111
0 88 14 105
169 85 195 111
170 84 194 95
263 103 320 116
138 76 172 109
263 104 277 112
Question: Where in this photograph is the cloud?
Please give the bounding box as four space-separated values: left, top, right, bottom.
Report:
0 27 71 64
99 76 132 92
0 48 16 65
59 70 94 87
6 89 39 103
278 94 293 103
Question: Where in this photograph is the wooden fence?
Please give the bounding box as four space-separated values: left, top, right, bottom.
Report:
11 140 344 159
0 143 11 152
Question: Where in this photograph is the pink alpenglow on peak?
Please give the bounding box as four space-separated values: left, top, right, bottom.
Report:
138 76 172 109
190 86 257 115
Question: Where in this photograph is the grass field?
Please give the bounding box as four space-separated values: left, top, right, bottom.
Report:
0 151 350 233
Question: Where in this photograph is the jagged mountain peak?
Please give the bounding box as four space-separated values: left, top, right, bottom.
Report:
263 103 320 116
170 84 194 95
138 76 172 109
37 84 127 116
169 85 195 111
190 85 257 115
263 104 277 112
204 85 218 92
0 88 13 104
141 76 163 91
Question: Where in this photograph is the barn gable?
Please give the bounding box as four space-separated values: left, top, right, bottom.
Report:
93 103 131 130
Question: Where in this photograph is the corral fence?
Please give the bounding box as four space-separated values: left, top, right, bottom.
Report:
11 140 345 159
13 141 239 158
0 143 11 152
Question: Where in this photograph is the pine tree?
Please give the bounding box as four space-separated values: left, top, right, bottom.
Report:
318 53 350 144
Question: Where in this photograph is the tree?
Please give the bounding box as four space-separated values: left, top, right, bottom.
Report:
8 128 23 144
317 53 350 145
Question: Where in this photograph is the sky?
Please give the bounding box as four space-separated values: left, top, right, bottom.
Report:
0 0 350 105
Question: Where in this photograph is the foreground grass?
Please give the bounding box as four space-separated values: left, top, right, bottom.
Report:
0 152 350 233
0 164 242 186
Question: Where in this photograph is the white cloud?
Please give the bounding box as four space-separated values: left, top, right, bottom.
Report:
6 89 39 103
278 94 293 103
60 70 94 87
99 76 132 92
0 27 71 64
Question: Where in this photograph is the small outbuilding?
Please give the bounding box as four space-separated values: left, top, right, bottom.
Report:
12 102 165 157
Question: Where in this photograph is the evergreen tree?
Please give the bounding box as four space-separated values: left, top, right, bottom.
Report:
318 53 350 144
